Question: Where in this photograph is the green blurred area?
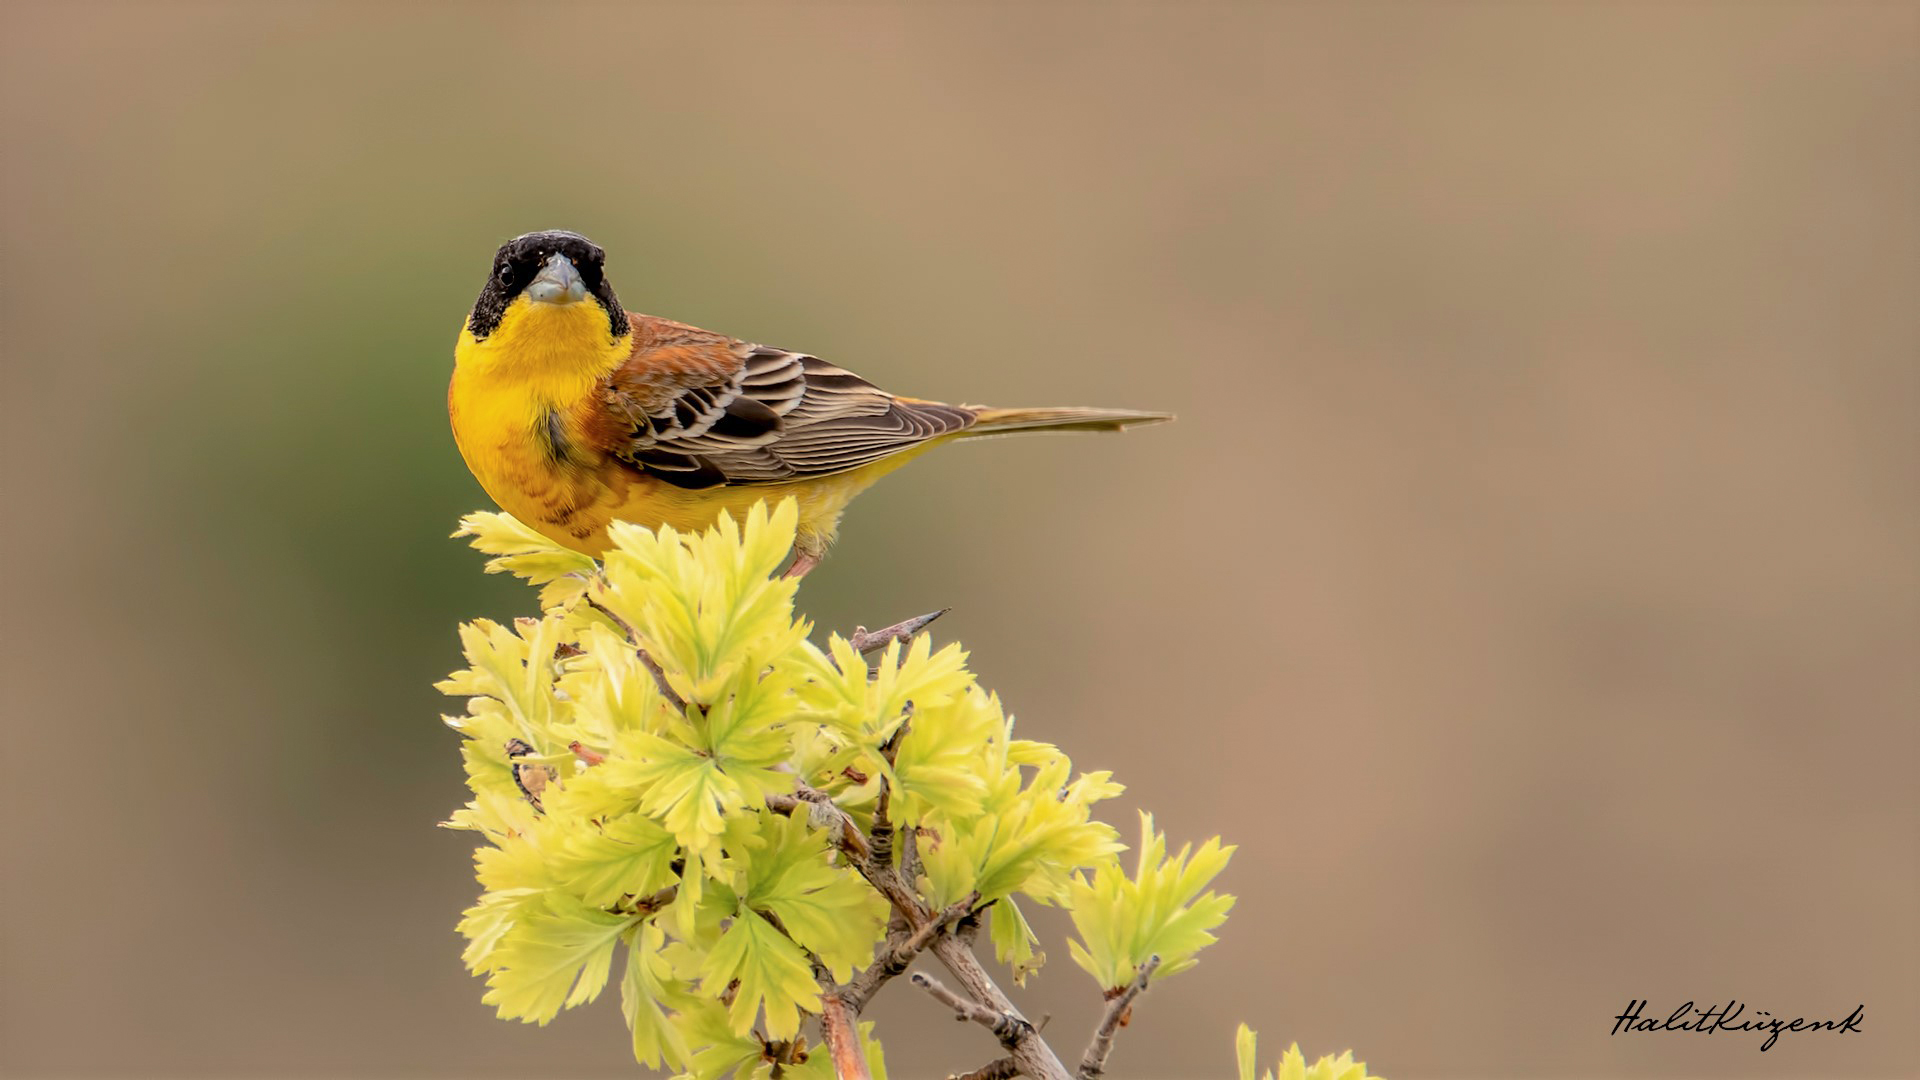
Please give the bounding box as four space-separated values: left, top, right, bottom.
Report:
2 3 1917 1078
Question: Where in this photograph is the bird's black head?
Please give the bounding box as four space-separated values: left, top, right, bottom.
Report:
467 230 628 342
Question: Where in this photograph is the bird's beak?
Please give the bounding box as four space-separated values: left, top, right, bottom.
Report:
525 252 587 305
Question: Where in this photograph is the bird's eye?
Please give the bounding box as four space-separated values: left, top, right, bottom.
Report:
497 265 512 283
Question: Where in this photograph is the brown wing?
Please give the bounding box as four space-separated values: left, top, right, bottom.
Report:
593 313 976 489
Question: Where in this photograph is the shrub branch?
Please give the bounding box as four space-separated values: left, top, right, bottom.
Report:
851 608 950 654
1077 954 1162 1079
912 971 1036 1048
581 592 687 712
817 982 873 1080
952 1058 1020 1080
928 934 1073 1080
845 889 980 1010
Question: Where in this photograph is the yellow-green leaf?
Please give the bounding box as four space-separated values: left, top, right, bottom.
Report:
699 910 821 1039
480 894 637 1024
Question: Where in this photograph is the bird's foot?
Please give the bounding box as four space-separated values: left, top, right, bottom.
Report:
783 550 822 579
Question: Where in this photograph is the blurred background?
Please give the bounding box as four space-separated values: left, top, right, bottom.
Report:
1 3 1914 1078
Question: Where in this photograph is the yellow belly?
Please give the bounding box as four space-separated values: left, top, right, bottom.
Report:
593 459 929 557
450 364 933 558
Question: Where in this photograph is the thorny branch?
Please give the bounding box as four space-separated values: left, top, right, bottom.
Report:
851 608 950 655
767 783 873 863
765 608 1115 1080
796 608 1078 1080
951 1058 1020 1080
867 713 912 871
905 893 983 963
817 981 873 1080
845 889 979 1010
765 777 927 942
912 971 1034 1047
929 931 1073 1080
582 593 688 712
1077 954 1162 1080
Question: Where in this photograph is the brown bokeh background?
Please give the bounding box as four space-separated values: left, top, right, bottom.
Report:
2 3 1914 1078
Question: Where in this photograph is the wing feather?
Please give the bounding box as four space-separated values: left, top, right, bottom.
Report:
594 314 974 489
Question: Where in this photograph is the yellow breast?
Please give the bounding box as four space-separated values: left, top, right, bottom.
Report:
450 298 631 551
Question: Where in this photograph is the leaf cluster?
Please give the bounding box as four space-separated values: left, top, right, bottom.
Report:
439 499 1369 1078
444 503 882 1075
1236 1025 1384 1080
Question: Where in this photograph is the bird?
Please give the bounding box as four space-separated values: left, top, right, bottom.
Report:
449 230 1171 577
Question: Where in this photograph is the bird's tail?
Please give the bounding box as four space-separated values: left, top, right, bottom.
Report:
960 405 1173 438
